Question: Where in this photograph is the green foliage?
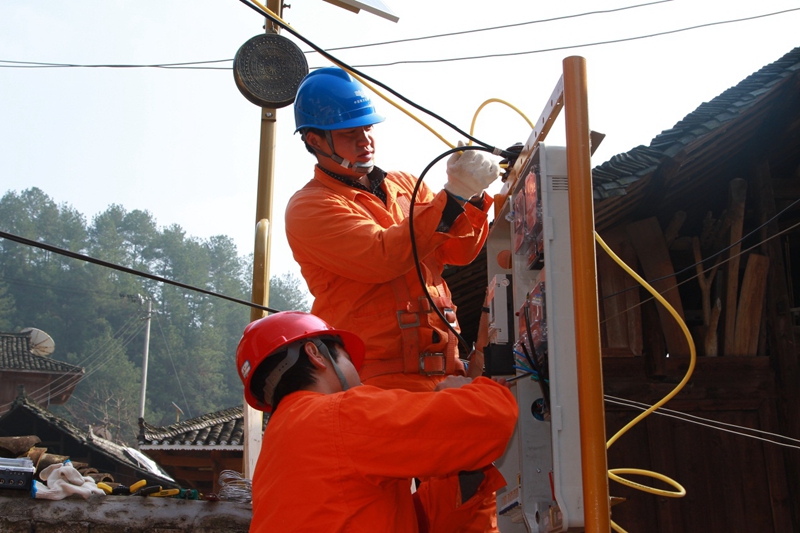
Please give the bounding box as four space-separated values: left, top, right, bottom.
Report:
268 271 311 312
0 188 312 444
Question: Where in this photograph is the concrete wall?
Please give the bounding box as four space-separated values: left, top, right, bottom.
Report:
0 492 252 533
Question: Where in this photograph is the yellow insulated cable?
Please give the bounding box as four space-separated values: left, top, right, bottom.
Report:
468 98 535 145
595 232 695 533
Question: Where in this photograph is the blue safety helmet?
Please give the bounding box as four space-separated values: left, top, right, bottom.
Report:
294 67 385 133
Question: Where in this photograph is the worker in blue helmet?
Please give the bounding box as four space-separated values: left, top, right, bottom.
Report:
293 67 386 174
287 66 504 532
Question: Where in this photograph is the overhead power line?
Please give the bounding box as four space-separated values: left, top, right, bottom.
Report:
1 6 797 71
305 0 673 53
343 7 800 68
0 230 280 314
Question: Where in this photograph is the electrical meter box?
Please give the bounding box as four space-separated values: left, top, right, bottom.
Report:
488 144 584 533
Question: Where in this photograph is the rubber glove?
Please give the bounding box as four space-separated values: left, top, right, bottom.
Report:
444 141 500 201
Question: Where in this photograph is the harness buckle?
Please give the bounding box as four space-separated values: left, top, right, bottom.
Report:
419 352 446 375
397 310 420 329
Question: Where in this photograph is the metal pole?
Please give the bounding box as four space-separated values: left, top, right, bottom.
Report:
243 0 283 480
563 55 611 533
138 298 152 420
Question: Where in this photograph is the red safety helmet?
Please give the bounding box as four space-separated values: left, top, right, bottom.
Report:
236 311 365 412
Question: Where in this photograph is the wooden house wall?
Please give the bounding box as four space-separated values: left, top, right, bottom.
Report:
602 357 793 532
592 162 800 528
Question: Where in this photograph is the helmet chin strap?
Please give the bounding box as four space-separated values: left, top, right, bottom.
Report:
311 338 351 392
301 131 373 175
263 338 351 405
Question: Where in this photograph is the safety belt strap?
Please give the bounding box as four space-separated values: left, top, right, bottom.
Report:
359 271 459 381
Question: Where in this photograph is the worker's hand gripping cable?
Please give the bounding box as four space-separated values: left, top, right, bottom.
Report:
444 141 501 202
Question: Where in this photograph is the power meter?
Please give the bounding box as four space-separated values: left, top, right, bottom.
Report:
489 144 584 533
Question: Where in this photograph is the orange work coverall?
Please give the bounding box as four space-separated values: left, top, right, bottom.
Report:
249 377 518 533
286 167 492 392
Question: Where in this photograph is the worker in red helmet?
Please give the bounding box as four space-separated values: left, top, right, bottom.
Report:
236 311 518 533
287 66 499 392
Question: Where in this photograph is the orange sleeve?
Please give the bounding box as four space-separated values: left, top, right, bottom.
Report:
435 194 494 266
335 378 518 481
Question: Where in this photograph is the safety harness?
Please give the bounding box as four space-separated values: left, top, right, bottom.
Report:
358 188 462 383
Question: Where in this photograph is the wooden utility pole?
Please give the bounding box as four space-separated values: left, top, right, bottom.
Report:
243 0 283 481
138 297 153 420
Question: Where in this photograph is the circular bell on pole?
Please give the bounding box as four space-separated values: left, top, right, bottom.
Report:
233 33 309 108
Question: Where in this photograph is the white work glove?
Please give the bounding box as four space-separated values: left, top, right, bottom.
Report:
444 141 501 201
33 461 105 500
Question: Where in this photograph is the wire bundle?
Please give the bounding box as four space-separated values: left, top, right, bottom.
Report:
217 469 252 503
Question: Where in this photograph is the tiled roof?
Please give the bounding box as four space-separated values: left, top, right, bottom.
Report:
139 406 260 448
1 392 173 484
591 46 800 203
0 332 83 375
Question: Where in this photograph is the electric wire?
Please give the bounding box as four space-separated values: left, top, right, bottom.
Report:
0 230 280 314
61 392 127 434
306 0 674 53
4 4 796 72
406 145 494 353
342 7 800 68
0 273 124 300
603 195 800 301
238 0 511 156
520 304 551 405
7 313 142 408
39 319 148 408
599 216 800 327
0 314 145 412
0 59 231 70
605 395 800 450
218 469 252 503
154 311 193 419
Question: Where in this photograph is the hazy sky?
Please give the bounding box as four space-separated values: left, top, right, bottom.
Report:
2 0 799 286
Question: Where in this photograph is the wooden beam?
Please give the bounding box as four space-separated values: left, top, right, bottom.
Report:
723 178 748 355
626 217 689 357
148 454 242 468
753 159 800 525
732 254 770 356
597 228 643 356
171 467 214 481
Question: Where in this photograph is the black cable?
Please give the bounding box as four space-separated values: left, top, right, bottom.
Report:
236 0 513 158
0 230 280 314
407 145 498 354
522 301 550 406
